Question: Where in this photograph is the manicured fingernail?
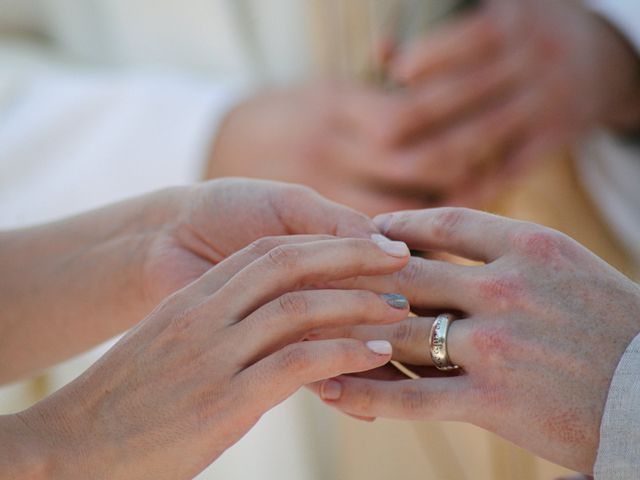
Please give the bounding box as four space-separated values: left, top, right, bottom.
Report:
373 214 394 234
366 340 393 355
371 234 409 258
381 293 409 310
321 379 343 401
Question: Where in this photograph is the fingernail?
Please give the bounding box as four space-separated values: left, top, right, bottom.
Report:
321 379 343 401
373 214 394 234
381 293 409 310
371 234 409 258
366 340 393 355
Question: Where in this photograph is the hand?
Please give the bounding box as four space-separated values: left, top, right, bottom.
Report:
141 178 381 307
4 235 411 479
373 0 640 206
0 178 379 382
206 85 451 216
315 208 640 474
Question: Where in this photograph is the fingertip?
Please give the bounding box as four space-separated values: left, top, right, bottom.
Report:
366 340 393 356
371 234 409 258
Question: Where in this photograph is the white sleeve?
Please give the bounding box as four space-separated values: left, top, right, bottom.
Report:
594 331 640 479
0 43 244 228
586 0 640 50
577 2 640 270
578 134 640 268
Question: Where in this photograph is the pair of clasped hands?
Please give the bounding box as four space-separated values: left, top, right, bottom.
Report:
5 179 639 478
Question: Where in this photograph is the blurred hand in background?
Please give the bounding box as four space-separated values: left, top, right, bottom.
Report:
209 0 640 215
380 0 640 206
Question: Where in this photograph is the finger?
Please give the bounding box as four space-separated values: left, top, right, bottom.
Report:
324 130 446 203
383 44 531 147
374 208 519 262
327 256 481 313
391 1 519 84
319 375 471 421
327 82 535 207
188 234 337 297
307 317 475 368
232 290 410 366
309 364 408 405
210 237 410 320
263 182 380 239
234 339 394 417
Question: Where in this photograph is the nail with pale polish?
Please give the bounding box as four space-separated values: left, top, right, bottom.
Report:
321 379 343 401
371 234 409 258
373 214 394 234
381 293 409 310
366 340 393 355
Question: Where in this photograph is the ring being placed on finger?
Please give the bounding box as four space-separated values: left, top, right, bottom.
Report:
429 313 461 372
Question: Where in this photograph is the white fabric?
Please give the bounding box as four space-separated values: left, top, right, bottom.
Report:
579 1 640 269
580 3 640 478
587 0 640 50
594 332 640 479
578 133 640 267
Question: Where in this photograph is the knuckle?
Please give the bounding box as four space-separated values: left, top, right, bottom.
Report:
509 225 568 261
398 257 426 287
247 236 284 257
277 345 312 373
429 208 468 243
265 244 301 269
469 324 514 364
165 301 204 335
352 381 376 412
277 292 311 318
400 386 428 417
474 271 525 304
391 321 416 346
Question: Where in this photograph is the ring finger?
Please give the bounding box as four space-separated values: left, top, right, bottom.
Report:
308 316 475 369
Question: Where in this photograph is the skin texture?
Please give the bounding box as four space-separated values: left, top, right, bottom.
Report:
314 208 640 474
0 235 410 479
209 0 640 211
0 178 379 383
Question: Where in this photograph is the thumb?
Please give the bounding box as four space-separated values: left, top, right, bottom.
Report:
268 182 379 239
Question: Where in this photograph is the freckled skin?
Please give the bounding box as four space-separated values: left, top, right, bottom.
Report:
322 208 640 475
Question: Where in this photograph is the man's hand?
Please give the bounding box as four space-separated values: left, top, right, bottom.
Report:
207 85 452 216
314 208 640 474
372 0 640 206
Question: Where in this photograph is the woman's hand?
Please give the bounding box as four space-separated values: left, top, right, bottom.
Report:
315 208 640 474
2 235 411 479
0 178 379 382
374 0 640 206
142 178 382 306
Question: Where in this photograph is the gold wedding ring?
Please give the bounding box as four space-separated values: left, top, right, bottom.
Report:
429 314 460 372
